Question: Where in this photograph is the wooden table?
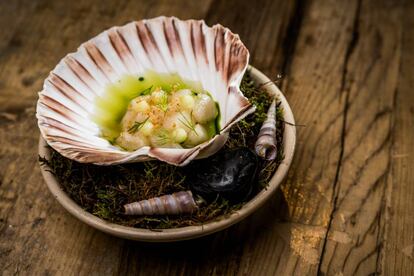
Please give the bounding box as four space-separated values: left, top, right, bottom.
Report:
0 0 413 275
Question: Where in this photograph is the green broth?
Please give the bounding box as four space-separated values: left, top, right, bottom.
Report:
92 71 220 144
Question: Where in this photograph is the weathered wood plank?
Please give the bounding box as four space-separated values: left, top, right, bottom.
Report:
264 0 361 274
316 0 403 275
205 0 302 77
382 1 414 275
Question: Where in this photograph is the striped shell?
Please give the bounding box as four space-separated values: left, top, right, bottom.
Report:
36 16 254 166
124 191 197 215
255 99 277 160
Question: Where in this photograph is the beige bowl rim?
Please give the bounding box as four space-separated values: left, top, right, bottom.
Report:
38 65 296 242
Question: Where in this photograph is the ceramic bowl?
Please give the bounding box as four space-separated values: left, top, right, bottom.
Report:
39 66 296 242
36 16 255 166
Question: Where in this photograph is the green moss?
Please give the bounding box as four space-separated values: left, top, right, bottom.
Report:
39 71 285 229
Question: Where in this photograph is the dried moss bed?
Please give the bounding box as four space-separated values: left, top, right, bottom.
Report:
39 71 285 229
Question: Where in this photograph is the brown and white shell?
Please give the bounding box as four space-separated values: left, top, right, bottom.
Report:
255 99 277 160
36 16 255 166
124 191 197 215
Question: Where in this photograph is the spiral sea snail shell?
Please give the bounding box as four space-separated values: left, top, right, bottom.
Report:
124 190 197 215
255 99 277 160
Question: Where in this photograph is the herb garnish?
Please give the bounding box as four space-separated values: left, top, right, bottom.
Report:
155 129 171 145
133 85 153 98
178 111 197 135
156 92 169 112
128 117 149 134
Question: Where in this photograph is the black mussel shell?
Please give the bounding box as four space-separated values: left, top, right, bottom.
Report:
185 147 259 203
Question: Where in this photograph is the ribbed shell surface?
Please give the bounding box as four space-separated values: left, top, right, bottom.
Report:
36 16 254 166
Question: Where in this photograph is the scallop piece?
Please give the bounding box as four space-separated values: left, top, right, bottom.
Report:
186 124 209 146
148 105 165 126
192 94 218 124
171 89 195 111
36 17 254 166
116 131 150 151
172 128 188 143
148 127 186 148
130 98 151 113
174 89 192 98
120 109 136 130
163 111 193 131
139 120 154 136
120 109 148 131
149 128 171 147
130 95 151 105
151 89 168 105
121 97 151 130
179 94 196 111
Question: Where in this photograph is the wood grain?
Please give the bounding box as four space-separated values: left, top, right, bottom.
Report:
0 0 413 275
317 0 402 274
231 0 361 273
382 0 414 275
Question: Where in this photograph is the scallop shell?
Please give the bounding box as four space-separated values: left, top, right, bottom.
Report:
36 16 254 166
124 191 197 215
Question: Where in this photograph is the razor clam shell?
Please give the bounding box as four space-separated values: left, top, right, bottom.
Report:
255 99 277 160
36 16 255 166
124 191 197 215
